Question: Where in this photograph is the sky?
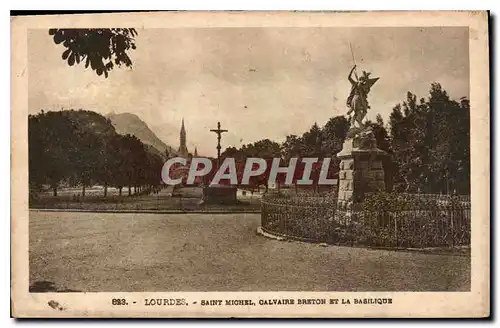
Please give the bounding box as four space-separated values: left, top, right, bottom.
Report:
28 27 469 157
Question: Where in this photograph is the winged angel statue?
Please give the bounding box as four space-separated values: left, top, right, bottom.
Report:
346 65 379 128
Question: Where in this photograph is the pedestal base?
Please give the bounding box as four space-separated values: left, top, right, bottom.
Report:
202 185 238 204
336 126 387 208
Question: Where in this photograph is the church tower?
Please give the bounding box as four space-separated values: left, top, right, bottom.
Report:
178 118 189 156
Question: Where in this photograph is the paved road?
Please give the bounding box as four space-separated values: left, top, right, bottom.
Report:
29 211 470 292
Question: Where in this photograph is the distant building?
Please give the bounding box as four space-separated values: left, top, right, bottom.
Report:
178 118 189 157
172 119 203 185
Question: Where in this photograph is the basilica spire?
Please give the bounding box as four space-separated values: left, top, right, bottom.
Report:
178 118 188 156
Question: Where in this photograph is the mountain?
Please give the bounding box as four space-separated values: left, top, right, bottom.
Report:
107 112 175 157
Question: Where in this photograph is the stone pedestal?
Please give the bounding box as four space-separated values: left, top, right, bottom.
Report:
336 127 387 209
202 184 238 205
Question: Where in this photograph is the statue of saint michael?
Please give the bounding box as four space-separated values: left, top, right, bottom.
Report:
346 65 379 128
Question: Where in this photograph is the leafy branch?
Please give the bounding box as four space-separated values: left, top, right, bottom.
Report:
48 28 138 77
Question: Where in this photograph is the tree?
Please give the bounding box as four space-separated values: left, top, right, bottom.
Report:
220 139 281 190
301 122 324 158
426 84 470 194
365 115 394 191
250 139 282 159
221 146 245 161
28 111 78 196
224 139 282 160
48 28 138 77
62 110 116 198
104 135 128 197
118 134 149 195
281 135 302 161
145 152 164 190
321 115 349 156
389 84 470 194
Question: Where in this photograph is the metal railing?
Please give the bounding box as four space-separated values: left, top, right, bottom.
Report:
261 192 471 248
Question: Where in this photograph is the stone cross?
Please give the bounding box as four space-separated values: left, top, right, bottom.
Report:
210 121 228 168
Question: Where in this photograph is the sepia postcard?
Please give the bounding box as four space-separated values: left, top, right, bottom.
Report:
11 11 490 318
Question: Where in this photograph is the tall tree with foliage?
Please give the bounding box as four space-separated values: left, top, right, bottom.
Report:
365 114 394 190
64 110 117 198
28 111 79 196
389 84 470 194
321 115 349 156
300 122 324 158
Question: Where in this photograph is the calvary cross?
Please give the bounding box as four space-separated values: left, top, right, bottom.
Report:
210 121 228 168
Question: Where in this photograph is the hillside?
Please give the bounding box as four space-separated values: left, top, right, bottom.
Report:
107 112 175 156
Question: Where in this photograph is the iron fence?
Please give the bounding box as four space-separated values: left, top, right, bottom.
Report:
400 193 471 204
261 192 470 248
261 193 337 242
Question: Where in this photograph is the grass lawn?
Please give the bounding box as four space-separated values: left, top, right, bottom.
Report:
30 186 262 212
29 211 470 292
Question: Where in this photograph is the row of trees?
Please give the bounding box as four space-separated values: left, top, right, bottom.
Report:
219 117 350 191
222 115 351 163
29 84 469 197
389 83 470 194
29 109 164 198
220 83 470 195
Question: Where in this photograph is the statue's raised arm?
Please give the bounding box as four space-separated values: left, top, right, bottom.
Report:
348 65 357 85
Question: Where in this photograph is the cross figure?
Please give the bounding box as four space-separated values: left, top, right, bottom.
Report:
210 121 228 168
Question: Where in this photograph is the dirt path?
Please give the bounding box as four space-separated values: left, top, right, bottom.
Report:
29 211 470 292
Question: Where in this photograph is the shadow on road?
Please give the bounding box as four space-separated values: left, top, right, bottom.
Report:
29 280 81 293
